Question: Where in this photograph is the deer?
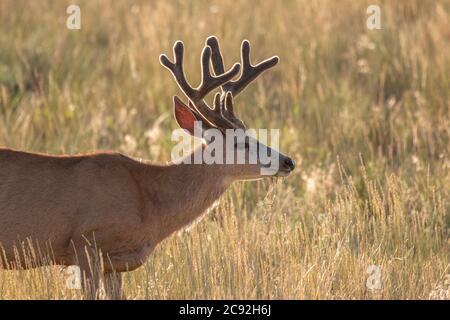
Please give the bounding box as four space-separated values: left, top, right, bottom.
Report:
0 36 295 299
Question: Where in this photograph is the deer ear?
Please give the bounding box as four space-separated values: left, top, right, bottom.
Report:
173 96 199 136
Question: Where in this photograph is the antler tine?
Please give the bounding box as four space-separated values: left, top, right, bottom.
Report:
224 91 235 115
211 91 233 118
207 36 279 97
193 46 240 129
213 92 222 113
197 45 240 100
213 91 246 130
159 41 197 99
226 40 279 96
206 36 226 76
221 91 236 119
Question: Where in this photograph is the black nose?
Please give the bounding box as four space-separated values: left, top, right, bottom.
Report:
284 158 295 171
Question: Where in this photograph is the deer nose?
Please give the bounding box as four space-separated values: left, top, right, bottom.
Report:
284 157 295 171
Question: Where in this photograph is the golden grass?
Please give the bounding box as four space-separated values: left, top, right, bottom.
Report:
0 0 449 299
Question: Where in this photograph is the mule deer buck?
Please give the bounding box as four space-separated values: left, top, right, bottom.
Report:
0 36 295 299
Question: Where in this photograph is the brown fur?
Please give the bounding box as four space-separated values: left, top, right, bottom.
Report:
0 134 293 299
0 147 233 272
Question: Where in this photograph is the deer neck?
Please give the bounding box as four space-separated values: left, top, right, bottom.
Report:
139 147 232 242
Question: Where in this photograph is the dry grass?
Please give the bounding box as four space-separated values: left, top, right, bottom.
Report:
0 0 449 299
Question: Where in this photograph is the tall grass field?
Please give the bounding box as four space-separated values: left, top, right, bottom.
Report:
0 0 449 299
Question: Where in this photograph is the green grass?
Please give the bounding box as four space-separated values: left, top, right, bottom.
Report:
0 0 449 299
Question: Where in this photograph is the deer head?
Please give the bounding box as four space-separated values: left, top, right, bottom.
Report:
160 36 295 180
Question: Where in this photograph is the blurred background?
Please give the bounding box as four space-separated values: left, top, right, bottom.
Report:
0 0 449 299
